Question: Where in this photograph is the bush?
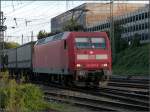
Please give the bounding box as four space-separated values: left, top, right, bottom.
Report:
130 33 140 48
113 45 149 75
0 72 49 112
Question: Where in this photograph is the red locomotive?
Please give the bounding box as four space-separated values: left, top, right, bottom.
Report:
0 32 111 87
33 32 112 86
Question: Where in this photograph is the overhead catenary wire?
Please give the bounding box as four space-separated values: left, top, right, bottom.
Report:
4 1 37 15
5 1 117 44
3 1 89 43
6 21 49 33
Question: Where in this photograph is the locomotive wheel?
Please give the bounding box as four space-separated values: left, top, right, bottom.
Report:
99 75 110 87
63 75 73 86
99 70 111 87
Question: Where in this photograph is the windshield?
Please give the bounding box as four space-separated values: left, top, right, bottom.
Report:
75 37 106 49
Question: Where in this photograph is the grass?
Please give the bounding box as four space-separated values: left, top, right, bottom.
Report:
113 44 149 76
0 72 86 112
0 72 50 112
47 102 88 112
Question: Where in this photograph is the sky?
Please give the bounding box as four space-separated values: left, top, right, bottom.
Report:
1 0 149 44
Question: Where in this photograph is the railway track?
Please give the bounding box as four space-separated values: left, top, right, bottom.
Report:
108 77 149 95
110 76 149 84
108 81 149 89
45 95 116 111
43 86 149 112
40 82 149 112
34 76 150 112
97 88 149 103
104 86 149 95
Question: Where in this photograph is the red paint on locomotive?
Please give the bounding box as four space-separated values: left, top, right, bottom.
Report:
33 32 111 73
33 32 111 86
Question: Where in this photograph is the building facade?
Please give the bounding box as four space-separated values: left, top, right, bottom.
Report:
51 3 145 32
86 4 149 43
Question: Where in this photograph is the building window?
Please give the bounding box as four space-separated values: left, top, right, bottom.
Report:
133 15 136 21
130 17 132 22
136 25 139 31
89 28 91 32
94 26 96 31
136 15 139 21
96 26 98 31
102 24 104 29
92 27 94 31
142 33 145 40
148 12 150 18
145 23 148 29
145 33 148 40
133 25 136 31
125 18 128 23
121 19 124 24
92 28 94 32
105 23 107 28
138 34 142 40
98 25 100 30
97 26 99 31
107 23 109 28
139 24 142 30
100 25 102 29
124 27 127 33
131 16 133 22
139 14 142 20
104 24 106 29
145 12 148 18
124 18 127 24
128 26 131 32
142 23 145 30
142 13 145 19
128 27 130 32
131 26 133 32
93 27 95 31
108 23 110 28
127 17 129 23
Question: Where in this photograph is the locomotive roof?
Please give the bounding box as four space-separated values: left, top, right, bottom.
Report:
35 31 107 45
35 32 70 45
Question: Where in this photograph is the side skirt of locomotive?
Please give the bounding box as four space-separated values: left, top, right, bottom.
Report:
7 68 111 88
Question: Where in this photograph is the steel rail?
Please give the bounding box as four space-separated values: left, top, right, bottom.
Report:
44 91 149 111
108 81 149 89
44 96 116 112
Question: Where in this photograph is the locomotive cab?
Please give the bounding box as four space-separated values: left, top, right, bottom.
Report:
70 32 112 87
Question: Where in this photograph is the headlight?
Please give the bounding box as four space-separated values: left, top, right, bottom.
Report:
76 64 81 67
103 63 108 67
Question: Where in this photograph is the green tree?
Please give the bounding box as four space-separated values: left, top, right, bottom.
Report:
37 30 48 39
4 42 20 49
130 33 140 48
47 31 61 37
37 30 61 40
63 19 84 31
114 21 128 53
